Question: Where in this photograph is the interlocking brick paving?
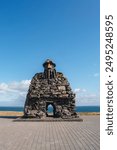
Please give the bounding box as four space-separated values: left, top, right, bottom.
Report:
0 116 100 150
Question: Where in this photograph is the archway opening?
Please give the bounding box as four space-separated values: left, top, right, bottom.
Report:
46 103 55 117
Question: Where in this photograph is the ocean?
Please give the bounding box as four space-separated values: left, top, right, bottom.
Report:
0 106 100 112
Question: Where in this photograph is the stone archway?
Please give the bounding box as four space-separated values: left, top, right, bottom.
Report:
46 103 56 117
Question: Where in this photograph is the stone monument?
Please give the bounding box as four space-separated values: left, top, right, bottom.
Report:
24 59 79 119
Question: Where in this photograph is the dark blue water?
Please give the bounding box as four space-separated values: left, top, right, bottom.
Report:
0 106 100 112
0 107 24 112
75 106 100 112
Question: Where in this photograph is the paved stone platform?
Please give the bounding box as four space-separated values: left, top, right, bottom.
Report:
0 115 100 150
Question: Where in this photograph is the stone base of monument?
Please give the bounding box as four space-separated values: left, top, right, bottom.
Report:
13 117 83 122
13 113 83 122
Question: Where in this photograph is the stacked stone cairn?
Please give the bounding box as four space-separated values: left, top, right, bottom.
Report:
24 59 78 119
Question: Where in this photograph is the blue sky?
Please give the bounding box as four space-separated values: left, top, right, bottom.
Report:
0 0 100 106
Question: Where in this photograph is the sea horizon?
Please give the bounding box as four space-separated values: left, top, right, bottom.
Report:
0 106 100 112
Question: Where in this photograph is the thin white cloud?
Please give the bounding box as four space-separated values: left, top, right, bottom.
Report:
74 88 80 93
74 88 100 106
0 80 31 106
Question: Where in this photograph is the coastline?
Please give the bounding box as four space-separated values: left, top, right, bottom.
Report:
0 111 100 117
